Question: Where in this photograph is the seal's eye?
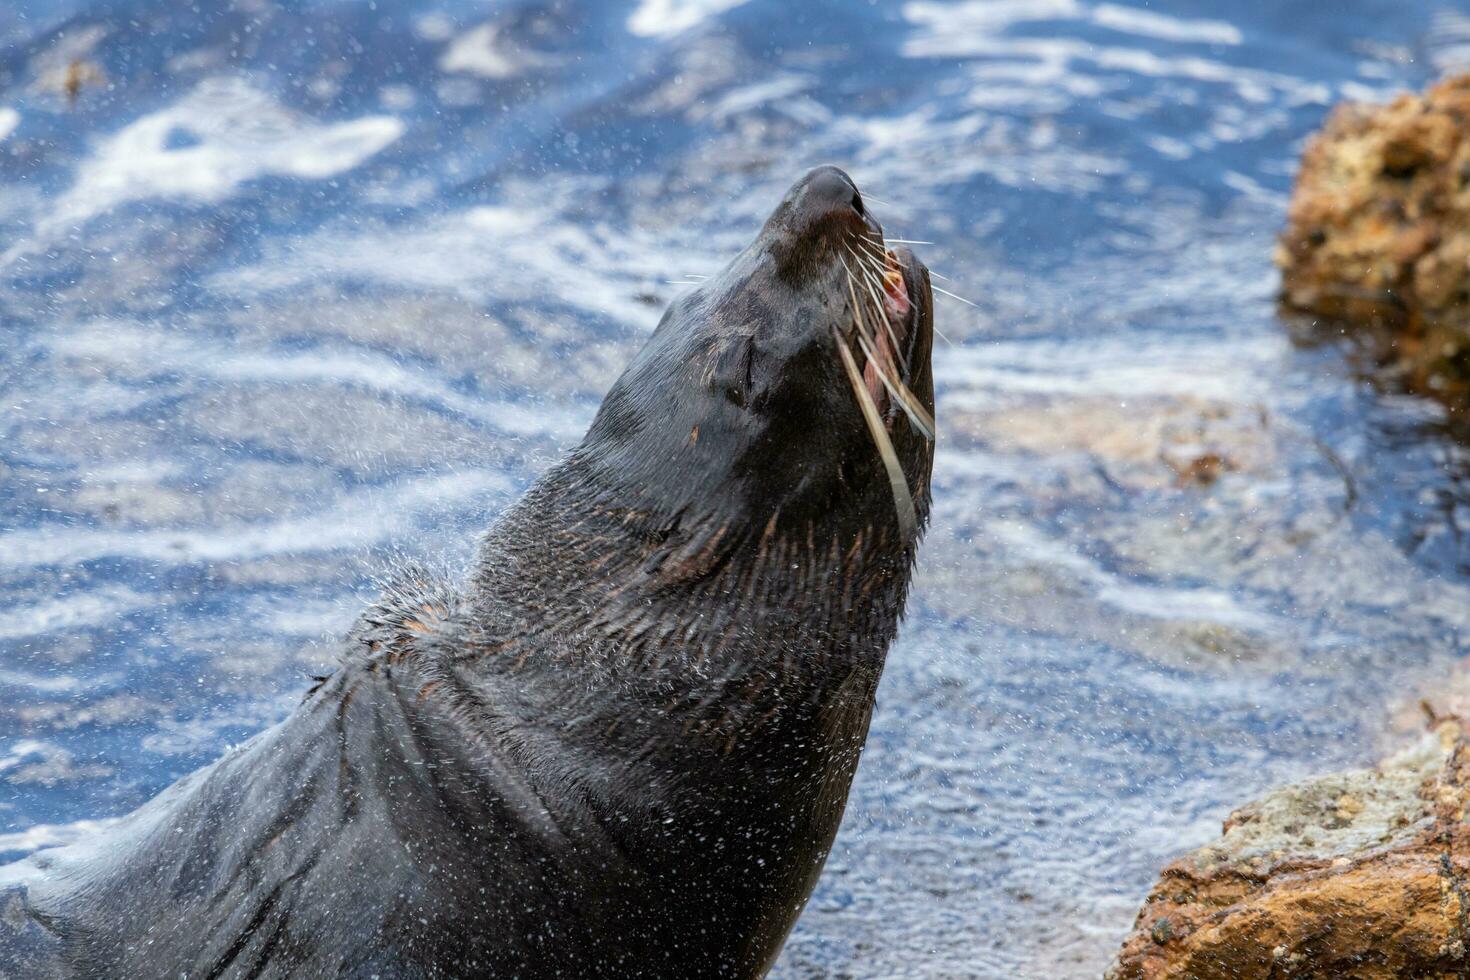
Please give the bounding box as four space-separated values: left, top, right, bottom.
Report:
851 191 865 216
704 332 755 410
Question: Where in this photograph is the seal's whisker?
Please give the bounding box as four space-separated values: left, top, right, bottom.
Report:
932 285 978 309
843 239 887 291
853 234 956 347
844 245 909 371
855 235 889 263
852 246 902 320
845 238 884 273
853 329 935 440
884 239 934 245
840 263 897 392
840 253 896 360
838 254 882 349
861 273 901 358
832 326 918 539
841 243 884 291
840 254 932 441
914 270 958 346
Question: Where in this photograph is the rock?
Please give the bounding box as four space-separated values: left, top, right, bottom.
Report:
1278 73 1470 401
1109 721 1470 979
952 394 1277 493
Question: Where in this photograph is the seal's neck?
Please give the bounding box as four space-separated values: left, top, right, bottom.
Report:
465 450 914 737
446 450 918 971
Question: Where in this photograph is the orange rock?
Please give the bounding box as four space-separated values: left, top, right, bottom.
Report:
1279 73 1470 406
1110 724 1470 979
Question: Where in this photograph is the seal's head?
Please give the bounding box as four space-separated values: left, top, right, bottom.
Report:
581 165 935 549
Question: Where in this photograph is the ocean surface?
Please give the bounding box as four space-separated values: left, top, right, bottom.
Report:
3 0 1470 975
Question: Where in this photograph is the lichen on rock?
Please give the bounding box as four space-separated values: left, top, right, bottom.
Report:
1278 73 1470 404
1109 721 1470 979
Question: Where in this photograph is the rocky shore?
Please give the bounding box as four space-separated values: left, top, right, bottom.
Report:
1109 72 1470 979
1278 73 1470 406
1109 720 1470 979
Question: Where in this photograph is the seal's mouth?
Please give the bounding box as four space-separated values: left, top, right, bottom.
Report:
832 229 934 538
865 250 920 422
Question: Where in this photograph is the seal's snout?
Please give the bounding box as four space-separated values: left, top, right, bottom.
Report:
761 166 885 279
788 165 883 243
592 165 935 538
799 165 867 222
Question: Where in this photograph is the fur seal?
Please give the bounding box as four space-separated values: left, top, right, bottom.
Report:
0 165 936 979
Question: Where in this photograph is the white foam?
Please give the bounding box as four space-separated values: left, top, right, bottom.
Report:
0 668 113 694
0 469 510 571
832 103 1121 194
903 0 1081 37
440 22 549 78
31 312 585 460
937 332 1287 404
0 587 151 641
990 521 1282 632
709 74 814 120
46 77 404 232
0 817 120 861
413 12 456 41
0 740 59 774
379 84 417 111
627 0 750 37
903 0 1239 46
214 188 731 328
901 4 1323 110
0 108 18 142
1098 581 1279 631
1090 4 1241 45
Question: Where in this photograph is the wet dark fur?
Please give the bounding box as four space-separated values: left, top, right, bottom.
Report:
0 167 936 979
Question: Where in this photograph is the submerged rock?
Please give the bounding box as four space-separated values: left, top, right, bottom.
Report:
1108 721 1470 979
1278 73 1470 401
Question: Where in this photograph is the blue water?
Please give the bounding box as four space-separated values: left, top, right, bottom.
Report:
4 0 1470 975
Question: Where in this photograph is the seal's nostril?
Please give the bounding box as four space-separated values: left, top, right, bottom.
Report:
800 166 861 221
851 191 865 216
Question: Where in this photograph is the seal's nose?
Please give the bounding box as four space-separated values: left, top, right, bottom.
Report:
798 165 866 222
760 164 883 281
